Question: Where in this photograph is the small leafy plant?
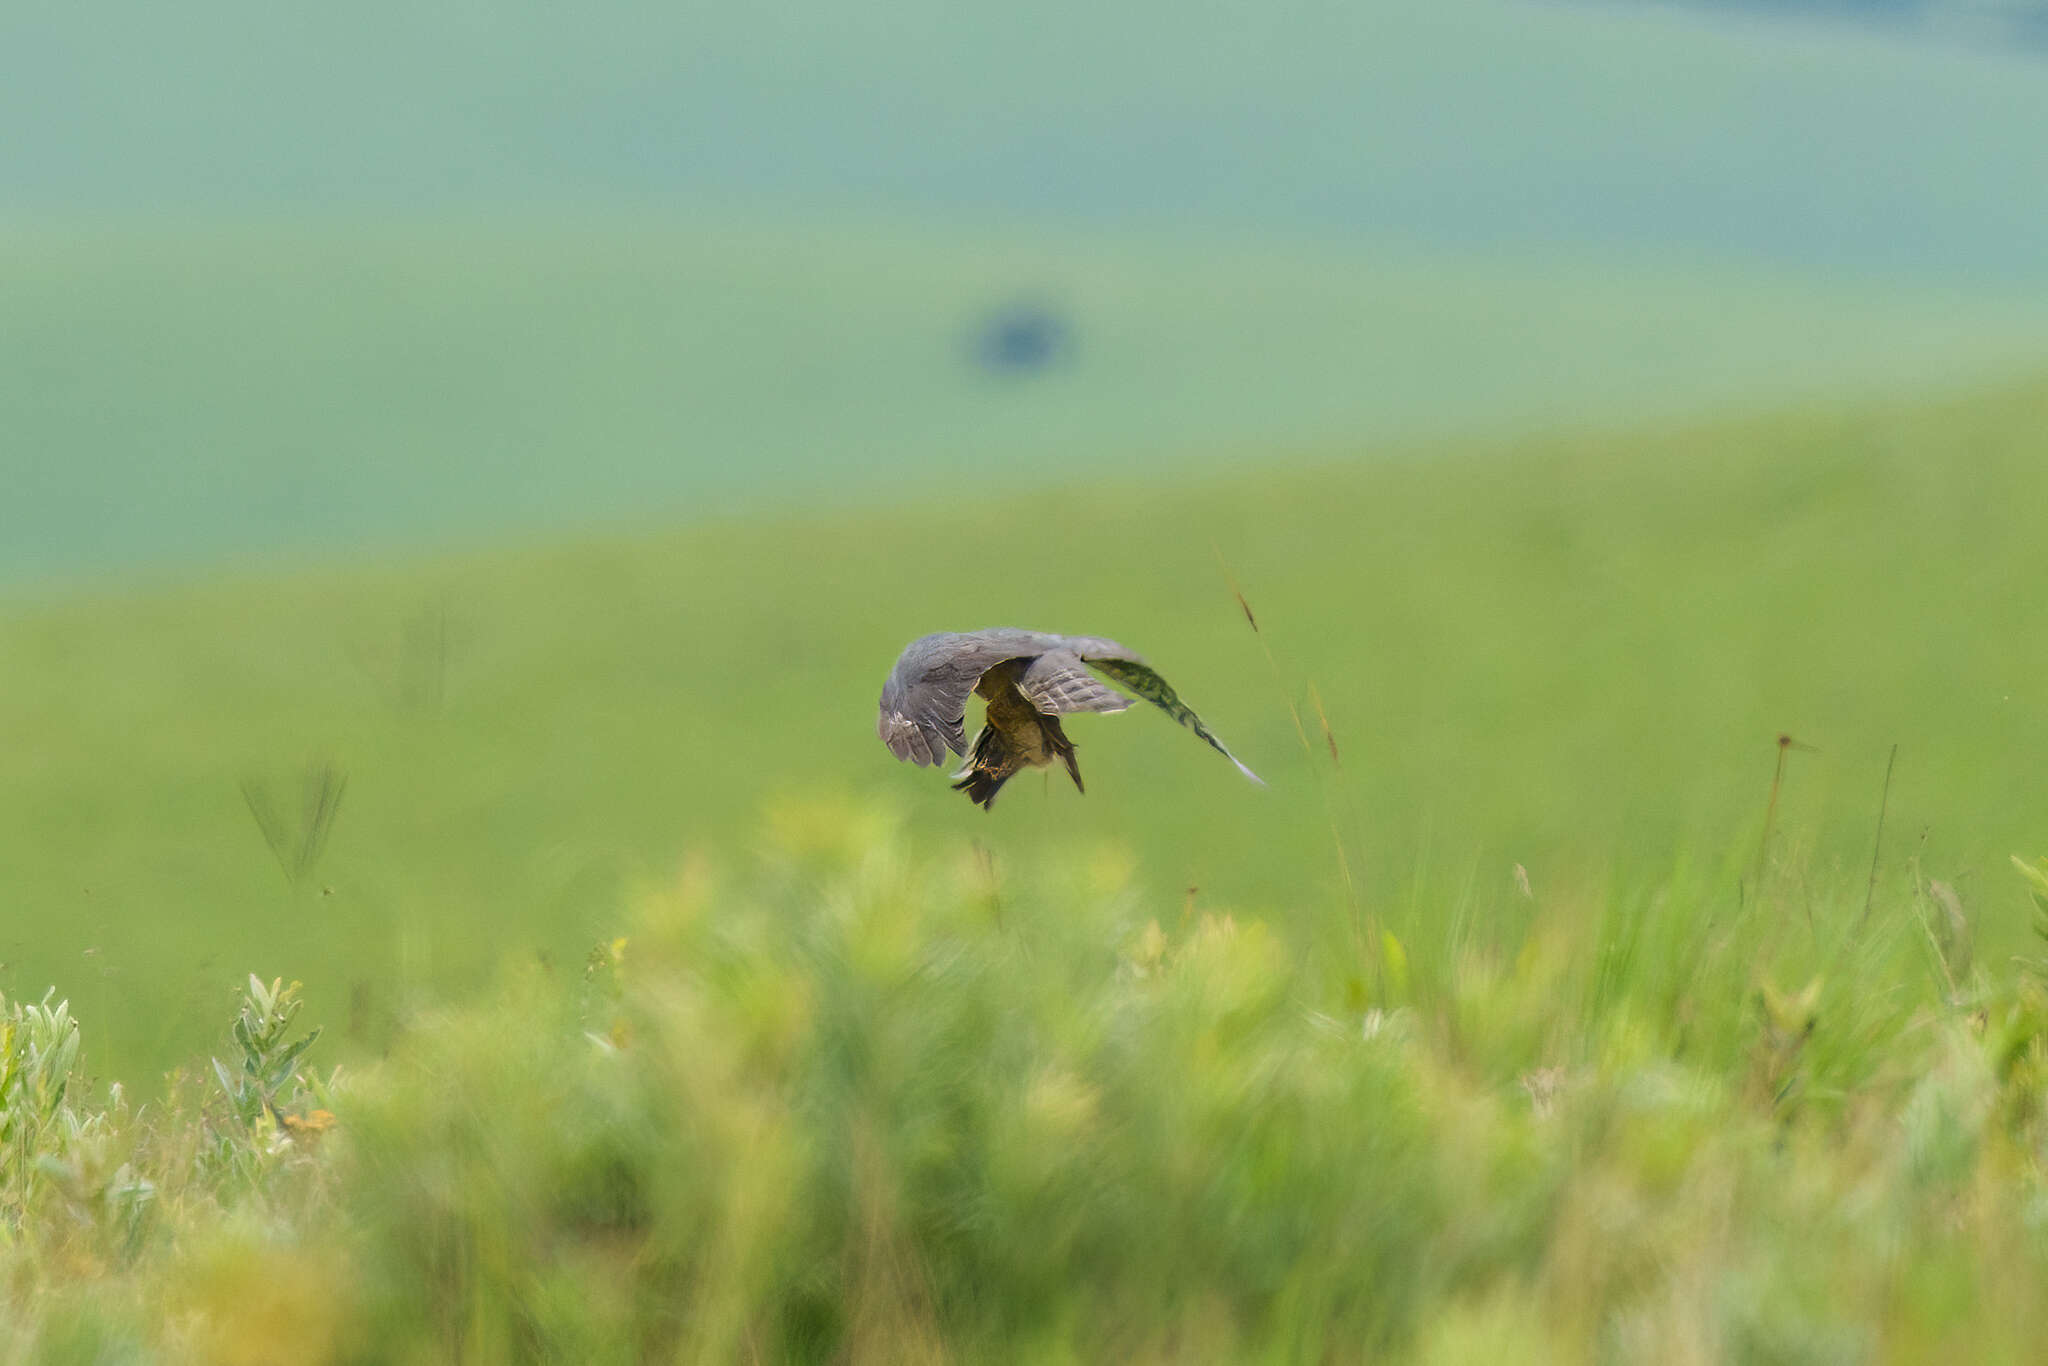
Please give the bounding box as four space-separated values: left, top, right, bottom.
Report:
212 976 322 1124
0 991 154 1258
207 975 333 1178
0 990 83 1223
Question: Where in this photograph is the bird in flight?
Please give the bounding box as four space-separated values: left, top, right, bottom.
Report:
876 628 1263 809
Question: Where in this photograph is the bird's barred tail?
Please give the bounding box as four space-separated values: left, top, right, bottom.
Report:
1045 715 1085 794
952 766 1011 809
952 723 1017 810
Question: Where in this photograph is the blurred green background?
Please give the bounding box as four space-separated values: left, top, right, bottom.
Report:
4 0 2045 1086
10 2 2048 1360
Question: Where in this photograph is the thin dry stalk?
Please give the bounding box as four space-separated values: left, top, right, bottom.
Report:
1752 733 1816 904
1857 744 1899 934
1211 543 1373 965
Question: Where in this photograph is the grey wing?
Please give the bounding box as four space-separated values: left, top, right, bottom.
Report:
876 629 1069 766
1079 652 1264 785
1017 650 1133 715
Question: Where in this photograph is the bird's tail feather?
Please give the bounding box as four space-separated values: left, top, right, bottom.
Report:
952 724 1017 810
952 765 1012 810
1045 716 1085 794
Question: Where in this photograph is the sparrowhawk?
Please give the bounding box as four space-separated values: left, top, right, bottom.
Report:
876 628 1262 808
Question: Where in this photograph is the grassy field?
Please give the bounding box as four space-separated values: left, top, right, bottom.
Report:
15 1 2048 1351
3 372 2044 1091
12 0 2048 1343
2 369 2046 1357
6 827 2048 1361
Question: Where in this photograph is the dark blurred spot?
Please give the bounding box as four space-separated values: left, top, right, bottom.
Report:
970 302 1071 375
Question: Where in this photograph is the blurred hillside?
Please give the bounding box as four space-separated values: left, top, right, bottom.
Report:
10 0 2048 582
4 0 2047 278
8 220 2047 582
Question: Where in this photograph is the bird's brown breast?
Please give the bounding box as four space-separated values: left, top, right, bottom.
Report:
976 666 1055 768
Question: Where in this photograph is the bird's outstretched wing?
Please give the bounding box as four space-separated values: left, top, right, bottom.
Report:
1018 650 1133 716
1079 653 1265 786
876 628 1072 766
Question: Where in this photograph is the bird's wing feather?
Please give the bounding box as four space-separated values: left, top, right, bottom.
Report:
1079 653 1264 785
1017 650 1132 715
876 629 1068 766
